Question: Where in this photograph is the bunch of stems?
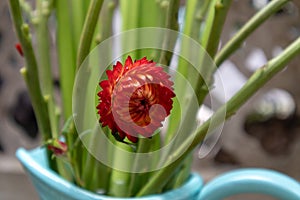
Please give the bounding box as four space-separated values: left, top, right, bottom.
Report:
9 0 299 197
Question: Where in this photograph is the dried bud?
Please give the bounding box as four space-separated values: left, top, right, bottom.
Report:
46 139 68 156
15 43 23 56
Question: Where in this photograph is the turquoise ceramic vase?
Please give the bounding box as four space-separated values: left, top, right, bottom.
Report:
16 147 202 200
17 147 300 200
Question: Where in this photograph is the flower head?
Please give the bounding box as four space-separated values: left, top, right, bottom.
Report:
97 56 175 143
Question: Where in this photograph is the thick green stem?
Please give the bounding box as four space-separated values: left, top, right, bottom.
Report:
35 1 52 93
200 0 217 47
186 0 211 41
195 0 232 102
82 135 97 191
70 0 90 53
120 0 140 30
215 0 290 66
55 0 76 119
128 135 160 197
96 0 115 44
120 0 140 60
35 0 59 137
81 126 111 192
108 142 134 197
137 37 300 196
94 156 111 193
77 0 104 70
158 0 180 66
127 142 149 196
204 0 232 59
162 154 192 190
171 154 193 188
120 0 163 60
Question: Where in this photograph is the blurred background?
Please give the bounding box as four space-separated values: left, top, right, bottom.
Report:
1 0 300 199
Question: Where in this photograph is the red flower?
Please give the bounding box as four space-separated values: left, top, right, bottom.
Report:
97 56 175 143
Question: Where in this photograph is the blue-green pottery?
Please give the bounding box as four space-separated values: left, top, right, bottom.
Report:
16 147 202 200
17 147 300 200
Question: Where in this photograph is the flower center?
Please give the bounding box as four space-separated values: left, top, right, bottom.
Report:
139 99 148 110
129 84 157 127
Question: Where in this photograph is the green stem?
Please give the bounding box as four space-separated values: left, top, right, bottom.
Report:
75 141 84 185
42 35 71 180
158 0 180 66
162 1 210 188
81 126 110 191
215 0 290 66
69 0 104 189
55 0 76 119
137 37 300 196
96 0 115 44
20 67 55 172
195 0 232 102
171 154 193 188
120 0 140 29
162 0 225 173
200 0 217 47
186 0 211 41
143 0 165 60
82 153 96 190
128 137 155 197
77 0 104 70
35 0 59 137
197 0 290 105
165 0 210 143
19 0 33 19
204 0 232 59
9 0 52 142
92 129 112 194
162 154 192 190
108 142 134 197
120 0 140 60
70 0 90 53
94 157 111 193
62 117 82 184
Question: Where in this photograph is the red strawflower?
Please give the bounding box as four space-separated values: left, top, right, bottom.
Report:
97 56 175 143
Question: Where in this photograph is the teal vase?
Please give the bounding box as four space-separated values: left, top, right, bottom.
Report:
17 147 300 200
16 147 202 200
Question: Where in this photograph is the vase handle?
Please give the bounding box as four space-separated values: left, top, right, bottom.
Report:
198 168 300 200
